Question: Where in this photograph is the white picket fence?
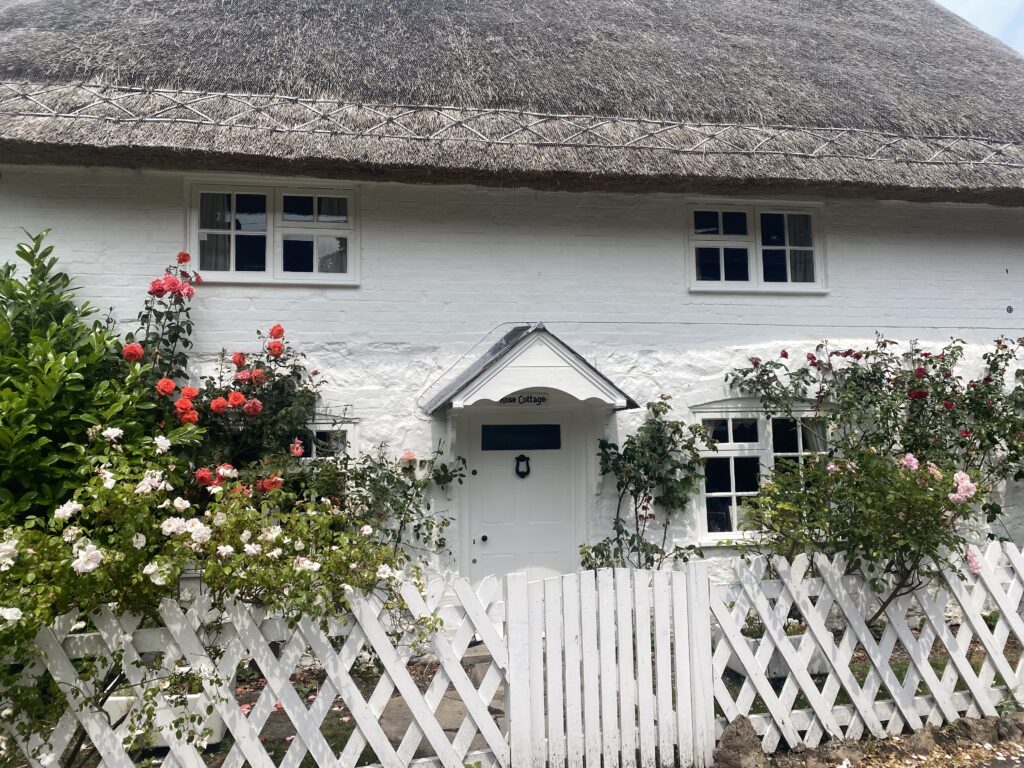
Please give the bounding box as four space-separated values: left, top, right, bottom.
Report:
7 544 1024 768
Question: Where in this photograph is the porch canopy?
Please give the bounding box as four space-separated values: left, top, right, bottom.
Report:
422 324 638 414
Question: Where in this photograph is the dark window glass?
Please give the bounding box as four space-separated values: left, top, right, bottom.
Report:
694 210 719 235
314 430 347 457
763 249 788 282
702 419 729 443
199 233 230 271
696 248 721 281
317 196 349 223
199 193 231 230
235 194 266 232
723 248 749 281
235 235 266 271
790 250 815 282
283 235 315 272
734 457 760 493
481 424 561 451
732 419 759 443
772 418 800 454
787 214 813 247
802 419 827 451
704 458 731 494
722 211 748 236
760 213 786 246
706 497 732 532
283 195 315 222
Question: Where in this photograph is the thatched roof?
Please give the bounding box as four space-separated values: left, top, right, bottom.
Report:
1 0 1024 204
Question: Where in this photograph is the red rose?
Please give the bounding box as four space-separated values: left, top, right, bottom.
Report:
227 391 246 407
942 401 955 410
210 397 229 414
121 342 144 362
174 397 194 412
289 438 304 458
983 376 994 384
235 370 252 383
269 323 285 339
961 430 974 438
779 350 789 359
178 409 199 424
147 278 167 297
232 352 246 368
195 467 215 486
914 367 926 379
176 251 191 264
193 273 203 285
252 369 267 384
243 398 263 416
806 352 816 362
267 340 285 358
750 357 761 368
181 386 199 399
155 378 176 396
908 389 928 400
255 474 284 493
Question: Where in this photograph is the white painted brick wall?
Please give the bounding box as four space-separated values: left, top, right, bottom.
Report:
3 165 1023 575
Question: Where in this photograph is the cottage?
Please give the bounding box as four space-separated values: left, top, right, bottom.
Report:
2 0 1024 584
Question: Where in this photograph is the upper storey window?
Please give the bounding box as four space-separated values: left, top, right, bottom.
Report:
191 186 358 285
689 206 824 292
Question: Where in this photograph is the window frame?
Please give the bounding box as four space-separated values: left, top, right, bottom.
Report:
189 184 360 286
304 417 358 460
695 410 827 543
687 203 827 294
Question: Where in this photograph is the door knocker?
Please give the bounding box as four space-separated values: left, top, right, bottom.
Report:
514 454 531 479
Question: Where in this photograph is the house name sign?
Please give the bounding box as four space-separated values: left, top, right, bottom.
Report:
499 392 550 406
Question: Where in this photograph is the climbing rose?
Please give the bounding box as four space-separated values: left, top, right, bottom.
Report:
176 251 191 264
181 386 199 399
232 352 246 368
178 410 199 425
914 367 927 379
267 340 285 358
290 438 304 458
749 357 761 368
961 430 974 438
174 397 194 412
155 378 176 396
243 398 263 416
806 352 816 362
269 323 285 339
227 391 246 407
943 400 955 410
210 397 229 414
908 389 928 400
121 342 144 362
949 470 978 504
252 369 267 384
195 468 215 487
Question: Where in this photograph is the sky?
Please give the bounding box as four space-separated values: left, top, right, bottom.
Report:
934 0 1024 53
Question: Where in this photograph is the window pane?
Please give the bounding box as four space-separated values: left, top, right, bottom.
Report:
317 196 349 223
734 457 760 493
706 497 733 532
762 249 788 282
235 235 266 271
283 195 315 222
732 419 759 443
694 210 719 235
702 418 729 443
199 193 231 230
283 235 315 272
760 213 786 246
696 247 721 281
722 211 748 236
790 250 815 282
199 233 230 270
801 419 828 451
314 430 347 457
481 424 561 451
235 194 266 232
317 236 348 273
787 214 813 247
723 248 749 281
772 418 800 454
704 458 731 494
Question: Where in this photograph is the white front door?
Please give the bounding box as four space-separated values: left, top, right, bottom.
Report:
465 412 580 584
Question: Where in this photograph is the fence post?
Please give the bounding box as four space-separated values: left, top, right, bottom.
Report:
685 560 716 768
506 572 533 768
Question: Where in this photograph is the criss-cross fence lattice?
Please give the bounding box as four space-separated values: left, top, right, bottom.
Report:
8 545 1024 768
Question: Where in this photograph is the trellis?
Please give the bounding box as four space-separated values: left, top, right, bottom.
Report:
2 82 1023 169
7 544 1024 768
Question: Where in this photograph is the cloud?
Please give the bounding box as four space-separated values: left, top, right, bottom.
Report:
934 0 1024 52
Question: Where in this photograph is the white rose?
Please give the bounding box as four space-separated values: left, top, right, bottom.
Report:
376 564 394 580
360 525 373 536
71 544 103 574
216 545 235 558
54 500 83 521
243 543 262 556
100 427 123 442
0 607 23 622
154 435 172 454
172 497 191 512
143 562 168 586
266 547 283 560
240 530 252 543
70 620 86 632
190 524 212 545
260 525 282 542
131 533 146 549
207 485 223 495
293 540 305 551
160 517 187 536
99 469 116 490
61 526 81 544
0 539 18 571
294 556 321 572
0 707 12 719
